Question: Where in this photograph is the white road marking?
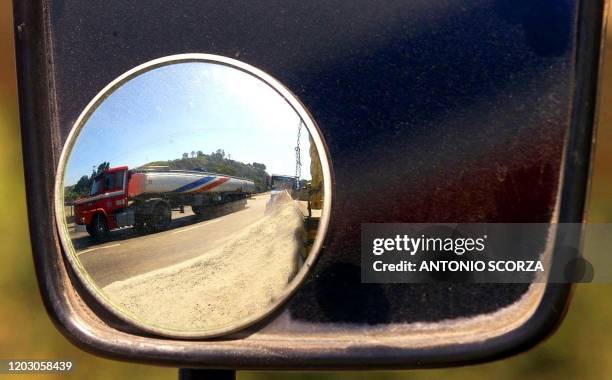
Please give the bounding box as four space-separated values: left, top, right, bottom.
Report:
77 243 121 256
170 219 221 234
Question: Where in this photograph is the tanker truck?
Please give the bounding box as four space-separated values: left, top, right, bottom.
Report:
73 166 255 240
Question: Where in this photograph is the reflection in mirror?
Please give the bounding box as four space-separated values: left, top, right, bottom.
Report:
57 56 329 337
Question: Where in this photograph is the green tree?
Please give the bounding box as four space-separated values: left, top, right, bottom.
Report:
74 175 92 196
96 161 110 175
211 149 225 160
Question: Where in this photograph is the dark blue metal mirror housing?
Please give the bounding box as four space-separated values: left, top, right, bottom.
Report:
13 0 606 370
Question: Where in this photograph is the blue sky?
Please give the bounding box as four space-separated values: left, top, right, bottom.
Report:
65 62 313 185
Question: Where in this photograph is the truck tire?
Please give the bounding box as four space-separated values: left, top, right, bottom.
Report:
132 202 150 234
89 213 109 241
192 205 205 217
148 202 171 231
134 219 149 234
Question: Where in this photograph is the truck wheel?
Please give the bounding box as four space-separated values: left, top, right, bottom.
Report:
192 205 205 217
89 214 109 241
134 219 149 234
133 203 150 234
149 202 171 231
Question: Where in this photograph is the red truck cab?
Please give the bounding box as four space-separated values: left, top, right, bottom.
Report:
74 166 128 235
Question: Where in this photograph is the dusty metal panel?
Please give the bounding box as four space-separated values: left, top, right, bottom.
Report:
13 0 605 369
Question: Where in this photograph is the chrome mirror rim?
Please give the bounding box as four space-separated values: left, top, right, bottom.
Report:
53 53 333 339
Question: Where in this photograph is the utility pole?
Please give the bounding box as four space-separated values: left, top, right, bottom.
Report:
295 119 302 182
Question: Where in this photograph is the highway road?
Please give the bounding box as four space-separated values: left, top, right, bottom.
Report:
71 194 270 287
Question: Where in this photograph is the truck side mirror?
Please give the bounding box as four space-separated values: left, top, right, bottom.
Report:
13 0 606 372
56 55 332 337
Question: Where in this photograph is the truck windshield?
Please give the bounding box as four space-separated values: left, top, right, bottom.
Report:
90 176 104 196
90 171 124 196
104 171 124 191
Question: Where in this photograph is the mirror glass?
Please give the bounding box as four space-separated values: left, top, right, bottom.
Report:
56 56 329 337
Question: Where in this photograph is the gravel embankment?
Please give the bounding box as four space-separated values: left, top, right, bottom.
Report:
103 194 304 332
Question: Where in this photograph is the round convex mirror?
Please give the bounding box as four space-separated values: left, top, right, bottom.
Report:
55 54 331 338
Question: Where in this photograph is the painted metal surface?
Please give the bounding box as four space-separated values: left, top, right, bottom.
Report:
47 0 576 322
13 0 605 369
